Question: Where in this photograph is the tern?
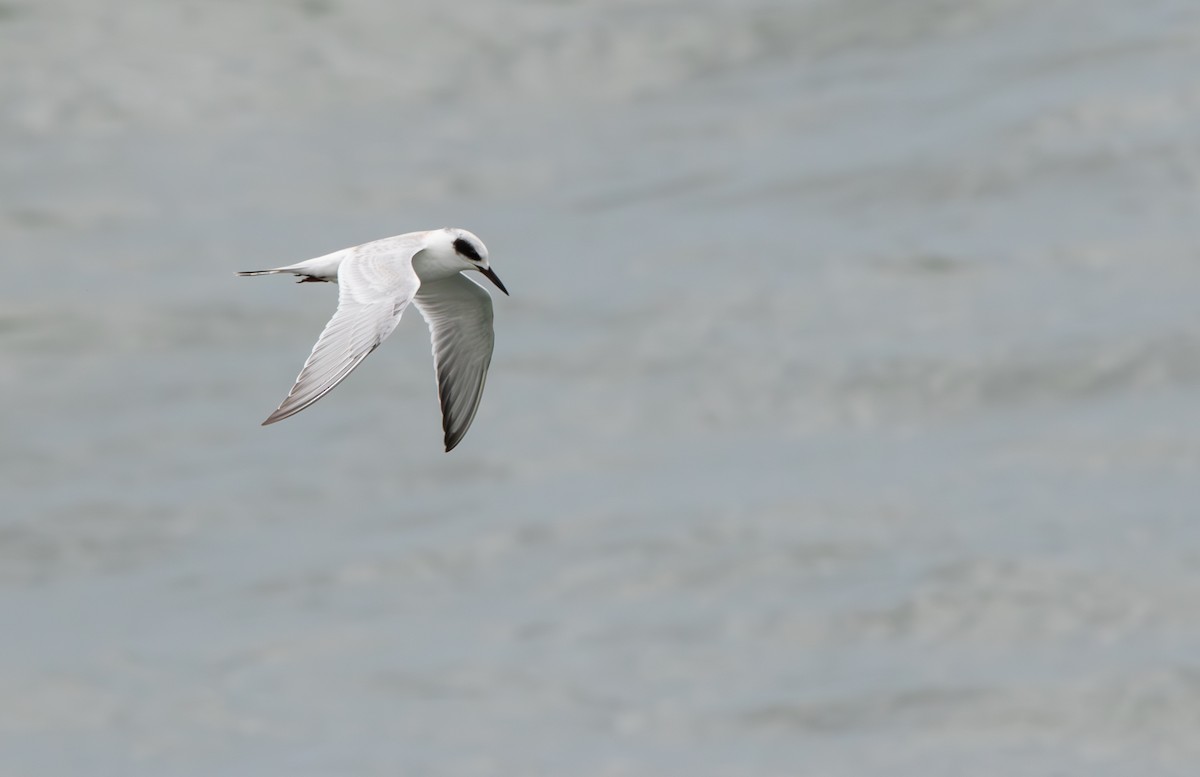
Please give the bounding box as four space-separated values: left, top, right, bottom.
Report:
237 228 508 452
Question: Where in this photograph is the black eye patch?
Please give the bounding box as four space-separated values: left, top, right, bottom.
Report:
453 237 483 262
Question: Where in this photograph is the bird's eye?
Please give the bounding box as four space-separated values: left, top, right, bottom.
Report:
453 237 483 262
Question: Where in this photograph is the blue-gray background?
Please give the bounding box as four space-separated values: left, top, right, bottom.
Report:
3 1 1200 775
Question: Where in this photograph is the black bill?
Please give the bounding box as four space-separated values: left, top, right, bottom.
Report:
479 266 509 296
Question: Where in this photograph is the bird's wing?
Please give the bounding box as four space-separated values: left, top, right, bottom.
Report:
262 243 423 425
413 273 496 452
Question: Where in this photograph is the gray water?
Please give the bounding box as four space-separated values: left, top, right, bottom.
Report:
3 1 1200 775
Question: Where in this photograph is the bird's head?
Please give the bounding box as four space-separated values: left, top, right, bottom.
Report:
442 228 508 296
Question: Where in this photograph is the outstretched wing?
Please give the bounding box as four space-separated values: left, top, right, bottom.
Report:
262 245 423 425
413 273 496 451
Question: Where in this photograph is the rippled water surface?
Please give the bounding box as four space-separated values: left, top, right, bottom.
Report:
3 1 1200 775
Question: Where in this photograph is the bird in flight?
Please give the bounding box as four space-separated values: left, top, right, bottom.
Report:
237 228 508 452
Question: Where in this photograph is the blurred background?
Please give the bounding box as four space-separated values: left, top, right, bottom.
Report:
3 0 1200 775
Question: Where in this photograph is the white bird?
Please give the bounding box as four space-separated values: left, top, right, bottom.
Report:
236 228 508 452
